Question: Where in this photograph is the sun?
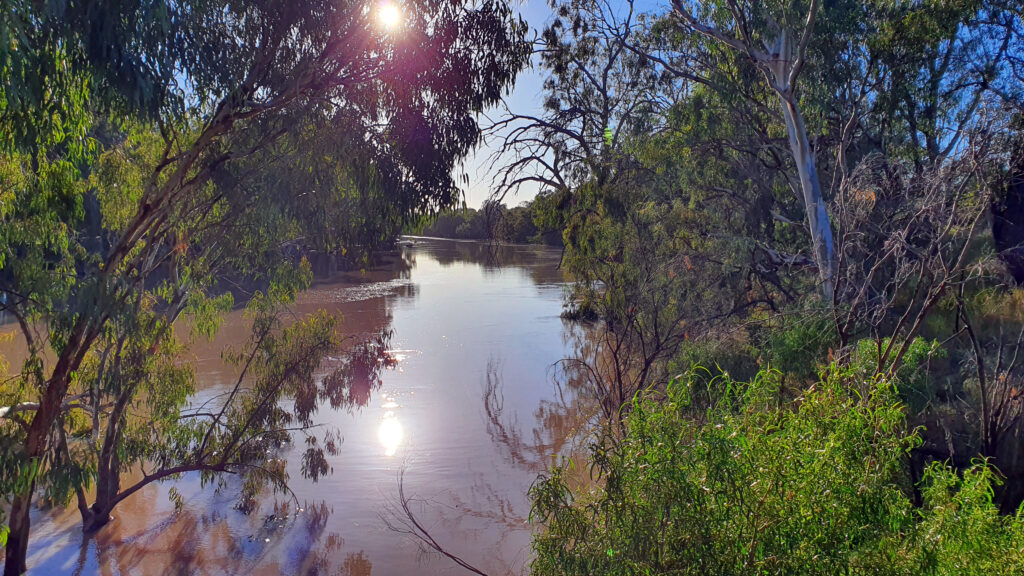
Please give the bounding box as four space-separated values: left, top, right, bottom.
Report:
378 2 402 30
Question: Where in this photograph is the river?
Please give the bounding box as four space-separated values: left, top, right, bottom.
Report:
1 238 588 576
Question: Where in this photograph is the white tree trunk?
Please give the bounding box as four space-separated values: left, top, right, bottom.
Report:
780 98 835 299
668 1 834 300
767 31 836 301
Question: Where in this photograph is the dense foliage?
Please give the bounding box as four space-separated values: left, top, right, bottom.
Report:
501 0 1024 573
506 0 1024 483
531 369 1024 576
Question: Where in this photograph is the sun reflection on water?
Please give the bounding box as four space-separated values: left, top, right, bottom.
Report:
378 410 404 457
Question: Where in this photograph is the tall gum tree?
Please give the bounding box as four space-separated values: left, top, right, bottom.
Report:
669 0 835 300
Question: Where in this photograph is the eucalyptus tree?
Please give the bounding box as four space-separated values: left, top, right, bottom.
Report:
0 0 176 152
494 1 785 414
665 0 837 299
524 2 701 416
0 1 529 572
661 0 1022 301
651 0 1024 501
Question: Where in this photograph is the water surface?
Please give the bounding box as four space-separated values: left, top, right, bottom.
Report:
5 238 585 576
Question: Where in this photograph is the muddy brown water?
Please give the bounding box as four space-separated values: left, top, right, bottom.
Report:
0 238 591 576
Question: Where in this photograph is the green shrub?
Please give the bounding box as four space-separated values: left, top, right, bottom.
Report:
859 463 1024 576
850 337 945 413
766 315 836 382
529 368 1024 576
669 336 760 385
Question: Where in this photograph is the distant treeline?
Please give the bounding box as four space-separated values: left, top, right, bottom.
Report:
410 192 566 246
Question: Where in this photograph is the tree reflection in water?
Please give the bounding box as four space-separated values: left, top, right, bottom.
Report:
407 236 563 286
19 255 412 576
65 498 369 576
483 356 589 474
381 350 596 575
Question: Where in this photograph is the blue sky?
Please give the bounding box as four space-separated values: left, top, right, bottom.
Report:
459 0 666 208
460 0 553 209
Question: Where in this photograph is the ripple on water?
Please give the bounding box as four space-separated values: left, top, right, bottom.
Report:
300 278 414 305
